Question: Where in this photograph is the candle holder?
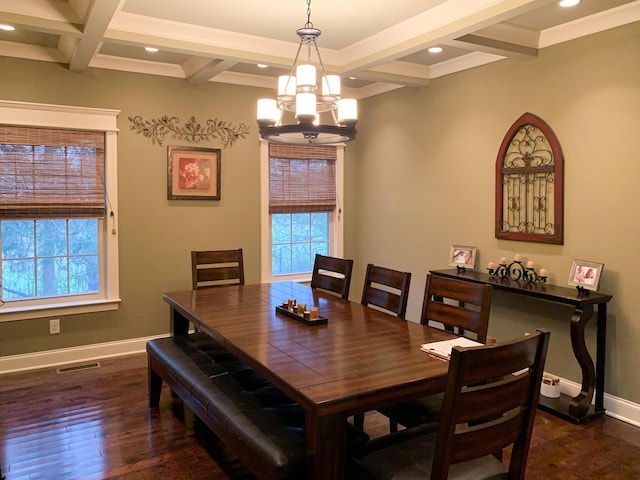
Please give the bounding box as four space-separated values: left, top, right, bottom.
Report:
487 259 547 284
523 267 547 284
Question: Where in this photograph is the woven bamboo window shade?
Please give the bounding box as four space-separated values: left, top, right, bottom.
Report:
0 126 105 218
268 144 337 214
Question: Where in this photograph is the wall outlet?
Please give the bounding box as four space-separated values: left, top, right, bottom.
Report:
49 318 60 334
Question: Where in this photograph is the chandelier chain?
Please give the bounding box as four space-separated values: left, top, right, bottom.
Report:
306 0 313 29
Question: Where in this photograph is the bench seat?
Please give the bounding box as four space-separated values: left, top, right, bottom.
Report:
147 333 367 480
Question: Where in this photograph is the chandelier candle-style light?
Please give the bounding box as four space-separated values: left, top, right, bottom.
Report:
256 0 357 145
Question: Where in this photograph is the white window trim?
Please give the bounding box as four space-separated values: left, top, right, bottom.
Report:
0 100 121 322
260 140 344 283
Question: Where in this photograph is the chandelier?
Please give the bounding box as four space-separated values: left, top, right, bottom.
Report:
256 0 358 145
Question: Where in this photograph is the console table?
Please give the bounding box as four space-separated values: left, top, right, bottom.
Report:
430 269 613 424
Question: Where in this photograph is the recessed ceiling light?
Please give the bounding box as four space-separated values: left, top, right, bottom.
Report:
144 47 159 53
559 0 581 7
0 24 16 31
257 64 268 69
428 46 443 54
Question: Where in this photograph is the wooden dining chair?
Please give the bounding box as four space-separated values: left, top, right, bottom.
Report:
380 274 493 432
354 263 411 430
360 263 412 318
420 274 493 341
310 254 354 299
349 329 550 480
191 249 245 289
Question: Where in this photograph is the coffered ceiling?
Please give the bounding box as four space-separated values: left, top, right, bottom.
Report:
0 0 638 99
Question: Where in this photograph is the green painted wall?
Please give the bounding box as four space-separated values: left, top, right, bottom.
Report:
0 21 639 405
0 60 268 354
345 22 640 403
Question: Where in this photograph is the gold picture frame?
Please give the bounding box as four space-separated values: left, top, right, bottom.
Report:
167 145 221 200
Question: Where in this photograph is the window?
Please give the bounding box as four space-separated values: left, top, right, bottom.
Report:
1 219 100 299
272 213 329 275
0 101 120 321
260 141 344 282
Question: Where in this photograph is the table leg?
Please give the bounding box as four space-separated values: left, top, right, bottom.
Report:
595 303 607 412
569 304 595 418
305 412 347 480
170 308 190 336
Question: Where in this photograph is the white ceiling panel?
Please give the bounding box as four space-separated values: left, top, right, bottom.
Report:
0 0 636 97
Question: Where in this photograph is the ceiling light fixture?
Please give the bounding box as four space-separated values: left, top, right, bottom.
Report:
0 24 16 31
428 46 443 53
144 47 159 52
558 0 581 7
256 0 357 145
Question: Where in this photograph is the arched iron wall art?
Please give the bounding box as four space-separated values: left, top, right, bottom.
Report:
495 112 564 244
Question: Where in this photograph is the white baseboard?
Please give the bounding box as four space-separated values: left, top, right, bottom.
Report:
548 372 640 428
0 334 167 374
1 343 639 427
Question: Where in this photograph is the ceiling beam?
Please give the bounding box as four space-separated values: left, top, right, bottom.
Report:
106 29 294 70
445 34 538 58
186 58 239 85
0 12 81 36
69 0 123 72
339 0 550 74
350 70 429 88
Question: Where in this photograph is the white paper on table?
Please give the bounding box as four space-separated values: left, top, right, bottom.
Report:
420 337 484 360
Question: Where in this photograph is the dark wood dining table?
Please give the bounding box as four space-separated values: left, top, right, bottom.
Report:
163 281 457 480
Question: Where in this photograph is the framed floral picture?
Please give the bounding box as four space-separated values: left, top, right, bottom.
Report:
167 145 221 200
448 245 477 269
568 259 604 291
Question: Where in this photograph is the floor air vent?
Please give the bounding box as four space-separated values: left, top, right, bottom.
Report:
56 362 101 374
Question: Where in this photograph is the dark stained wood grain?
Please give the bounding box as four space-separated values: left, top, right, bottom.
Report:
163 282 454 479
164 283 454 412
1 354 639 479
0 354 256 480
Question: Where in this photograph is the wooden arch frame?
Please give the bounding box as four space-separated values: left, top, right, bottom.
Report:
495 112 564 244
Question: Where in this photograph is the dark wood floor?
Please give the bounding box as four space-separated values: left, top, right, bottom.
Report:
1 353 639 479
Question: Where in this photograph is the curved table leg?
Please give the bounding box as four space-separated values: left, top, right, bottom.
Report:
569 304 595 417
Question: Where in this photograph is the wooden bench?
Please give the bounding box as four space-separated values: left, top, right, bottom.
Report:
147 333 368 480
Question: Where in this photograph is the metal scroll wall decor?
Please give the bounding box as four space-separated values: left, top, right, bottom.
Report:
495 112 564 244
128 115 250 149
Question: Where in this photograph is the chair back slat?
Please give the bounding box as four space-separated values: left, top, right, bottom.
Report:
421 274 492 342
455 374 531 423
197 265 243 284
430 329 550 480
361 264 411 318
450 412 523 464
310 254 354 299
191 249 245 289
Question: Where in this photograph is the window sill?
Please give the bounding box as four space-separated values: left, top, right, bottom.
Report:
0 298 122 322
270 274 312 284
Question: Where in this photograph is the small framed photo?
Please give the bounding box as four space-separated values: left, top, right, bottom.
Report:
168 145 221 200
568 260 604 291
449 245 477 269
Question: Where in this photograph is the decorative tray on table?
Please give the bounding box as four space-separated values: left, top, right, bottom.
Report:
275 306 328 326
